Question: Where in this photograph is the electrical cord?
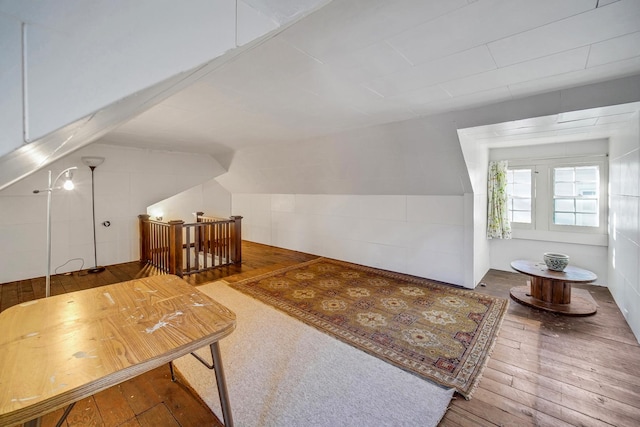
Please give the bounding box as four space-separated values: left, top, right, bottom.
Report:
54 258 86 276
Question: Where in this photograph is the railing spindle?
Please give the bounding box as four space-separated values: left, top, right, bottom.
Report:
164 225 169 271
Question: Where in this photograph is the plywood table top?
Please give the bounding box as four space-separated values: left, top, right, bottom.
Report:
0 275 236 427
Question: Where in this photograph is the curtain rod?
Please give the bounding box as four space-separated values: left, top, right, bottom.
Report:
493 153 608 162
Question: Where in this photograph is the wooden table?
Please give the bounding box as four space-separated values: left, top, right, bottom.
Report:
510 260 598 316
0 275 236 427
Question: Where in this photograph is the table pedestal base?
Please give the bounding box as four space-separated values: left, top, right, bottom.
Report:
510 285 597 316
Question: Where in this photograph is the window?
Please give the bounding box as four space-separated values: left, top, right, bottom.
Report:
504 157 607 237
552 165 599 227
506 168 533 224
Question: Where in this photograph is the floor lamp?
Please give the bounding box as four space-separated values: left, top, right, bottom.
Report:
82 156 106 274
33 167 78 298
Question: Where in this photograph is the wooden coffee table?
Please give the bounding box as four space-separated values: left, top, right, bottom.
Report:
0 275 236 427
510 260 598 316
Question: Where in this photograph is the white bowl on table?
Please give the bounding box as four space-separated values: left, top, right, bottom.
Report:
543 253 569 271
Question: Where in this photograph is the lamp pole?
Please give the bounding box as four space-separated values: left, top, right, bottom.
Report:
81 157 105 273
34 166 77 298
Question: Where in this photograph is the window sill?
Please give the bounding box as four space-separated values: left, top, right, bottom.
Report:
511 228 608 246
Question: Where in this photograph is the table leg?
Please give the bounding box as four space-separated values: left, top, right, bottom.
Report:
24 402 75 427
530 277 572 304
210 342 233 427
510 284 597 316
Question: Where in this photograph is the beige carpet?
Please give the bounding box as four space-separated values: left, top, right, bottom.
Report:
174 281 454 427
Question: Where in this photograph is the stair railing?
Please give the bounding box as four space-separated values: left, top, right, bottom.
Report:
138 213 242 277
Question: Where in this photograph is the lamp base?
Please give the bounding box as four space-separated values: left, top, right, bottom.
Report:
88 266 106 274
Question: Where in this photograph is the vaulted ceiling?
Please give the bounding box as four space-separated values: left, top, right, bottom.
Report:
99 0 640 157
2 0 639 196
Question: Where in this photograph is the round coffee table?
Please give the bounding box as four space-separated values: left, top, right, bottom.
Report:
510 260 598 316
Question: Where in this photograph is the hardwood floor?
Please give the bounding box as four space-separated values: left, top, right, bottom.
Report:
445 271 640 427
1 242 639 426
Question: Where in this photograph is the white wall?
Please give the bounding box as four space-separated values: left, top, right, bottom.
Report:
0 1 236 152
217 115 473 196
218 76 640 198
219 76 640 289
0 143 226 283
232 193 469 287
488 140 610 284
608 115 640 341
147 179 232 223
459 132 491 287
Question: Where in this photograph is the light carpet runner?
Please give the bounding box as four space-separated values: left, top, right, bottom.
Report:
174 281 454 427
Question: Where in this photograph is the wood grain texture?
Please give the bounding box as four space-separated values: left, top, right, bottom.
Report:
2 242 638 427
510 260 598 315
136 404 180 427
0 275 235 426
511 260 597 283
510 286 597 316
92 384 136 425
449 269 640 427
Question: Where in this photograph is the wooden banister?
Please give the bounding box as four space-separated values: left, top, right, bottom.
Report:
138 214 151 263
139 213 241 276
168 220 184 277
230 216 243 264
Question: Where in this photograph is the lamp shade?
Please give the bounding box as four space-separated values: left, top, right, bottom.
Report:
81 157 105 168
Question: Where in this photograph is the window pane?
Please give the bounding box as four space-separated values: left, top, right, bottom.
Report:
576 213 598 227
577 182 597 196
512 183 530 198
513 211 531 223
506 167 532 224
575 166 598 182
554 182 575 196
552 164 600 228
576 199 597 213
555 168 574 182
512 170 531 184
554 199 574 212
513 198 531 210
554 212 575 225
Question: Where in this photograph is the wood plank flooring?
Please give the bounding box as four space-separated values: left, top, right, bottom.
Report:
1 242 639 426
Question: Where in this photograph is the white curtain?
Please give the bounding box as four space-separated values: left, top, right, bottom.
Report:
487 160 511 239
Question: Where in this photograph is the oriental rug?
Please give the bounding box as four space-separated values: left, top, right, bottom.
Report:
230 258 508 399
176 282 454 426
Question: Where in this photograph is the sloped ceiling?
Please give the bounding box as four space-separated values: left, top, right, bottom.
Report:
0 0 331 191
459 101 640 148
63 0 629 197
100 0 640 158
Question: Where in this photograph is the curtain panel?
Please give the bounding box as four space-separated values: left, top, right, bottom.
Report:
487 160 511 239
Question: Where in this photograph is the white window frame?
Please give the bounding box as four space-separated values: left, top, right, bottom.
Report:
506 166 535 230
548 160 607 235
506 156 608 244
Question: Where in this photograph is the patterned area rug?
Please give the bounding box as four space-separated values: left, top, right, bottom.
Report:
230 258 508 399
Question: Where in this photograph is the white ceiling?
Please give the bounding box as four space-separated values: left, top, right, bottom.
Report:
459 101 640 148
99 0 640 155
